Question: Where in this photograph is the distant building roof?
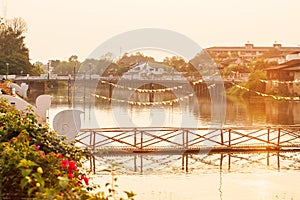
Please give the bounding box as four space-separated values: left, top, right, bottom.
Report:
265 59 300 71
206 43 300 52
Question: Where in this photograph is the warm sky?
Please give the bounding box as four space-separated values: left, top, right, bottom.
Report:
5 0 300 63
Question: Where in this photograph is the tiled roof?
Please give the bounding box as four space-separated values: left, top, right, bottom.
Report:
206 46 300 52
265 59 300 70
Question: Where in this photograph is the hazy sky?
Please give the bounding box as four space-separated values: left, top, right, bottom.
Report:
5 0 300 63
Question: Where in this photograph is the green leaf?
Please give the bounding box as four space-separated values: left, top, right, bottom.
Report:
33 173 45 188
17 159 38 168
28 187 35 197
21 168 32 177
58 176 69 188
21 178 27 190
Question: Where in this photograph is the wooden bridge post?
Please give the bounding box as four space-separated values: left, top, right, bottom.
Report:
228 129 232 147
140 155 143 174
89 155 96 174
182 155 185 170
185 155 189 173
89 130 93 149
140 131 143 149
228 153 231 171
92 131 95 150
267 128 270 144
185 130 189 149
277 152 280 171
182 130 185 149
134 155 137 172
220 154 224 170
220 129 224 145
277 128 281 147
134 129 137 148
267 152 270 166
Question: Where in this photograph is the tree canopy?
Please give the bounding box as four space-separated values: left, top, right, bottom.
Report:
0 18 39 75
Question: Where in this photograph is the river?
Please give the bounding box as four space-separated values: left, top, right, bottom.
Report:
46 94 300 200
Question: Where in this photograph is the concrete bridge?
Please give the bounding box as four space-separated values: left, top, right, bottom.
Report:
12 75 241 103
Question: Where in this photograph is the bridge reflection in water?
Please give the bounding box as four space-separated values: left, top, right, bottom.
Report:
75 126 300 173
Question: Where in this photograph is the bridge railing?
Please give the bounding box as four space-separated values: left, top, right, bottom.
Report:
75 126 300 153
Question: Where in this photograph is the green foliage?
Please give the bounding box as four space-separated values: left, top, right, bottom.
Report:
227 70 267 98
248 58 278 70
0 130 93 199
226 82 249 97
248 70 266 92
0 18 39 75
0 98 89 161
53 56 80 76
223 63 251 75
0 98 136 199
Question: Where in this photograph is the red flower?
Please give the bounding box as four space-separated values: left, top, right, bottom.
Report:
68 173 74 179
78 175 89 185
61 160 68 169
68 161 77 171
27 137 31 141
83 176 89 185
57 153 63 158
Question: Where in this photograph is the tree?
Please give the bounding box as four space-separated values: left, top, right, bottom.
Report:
116 52 155 67
247 69 266 93
53 56 80 75
0 18 38 75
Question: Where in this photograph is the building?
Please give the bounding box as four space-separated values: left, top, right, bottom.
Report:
286 51 300 61
122 62 182 80
265 59 300 95
206 43 300 60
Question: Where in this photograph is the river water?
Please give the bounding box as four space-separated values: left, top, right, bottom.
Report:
47 95 300 200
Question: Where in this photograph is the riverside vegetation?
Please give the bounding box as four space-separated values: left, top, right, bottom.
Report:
0 98 135 199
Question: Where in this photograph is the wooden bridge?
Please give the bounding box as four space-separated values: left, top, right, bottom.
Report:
76 126 300 153
75 126 300 172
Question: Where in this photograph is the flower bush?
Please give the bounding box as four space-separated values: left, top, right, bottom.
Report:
0 98 136 199
0 130 92 199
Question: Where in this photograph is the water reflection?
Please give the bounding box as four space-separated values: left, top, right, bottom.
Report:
48 96 300 128
91 152 300 200
93 152 300 174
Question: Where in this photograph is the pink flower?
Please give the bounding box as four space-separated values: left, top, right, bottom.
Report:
34 145 40 150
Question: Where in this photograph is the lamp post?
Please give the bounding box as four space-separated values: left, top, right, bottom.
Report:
47 61 50 80
5 63 9 80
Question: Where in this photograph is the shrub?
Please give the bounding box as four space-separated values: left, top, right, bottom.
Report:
0 98 135 199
